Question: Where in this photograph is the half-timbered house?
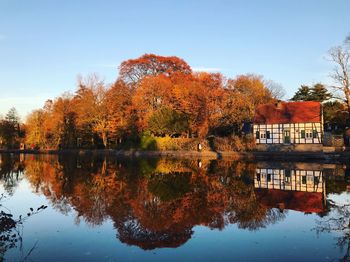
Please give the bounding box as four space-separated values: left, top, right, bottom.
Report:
253 101 323 150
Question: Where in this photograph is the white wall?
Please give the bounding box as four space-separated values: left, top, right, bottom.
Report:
253 122 322 144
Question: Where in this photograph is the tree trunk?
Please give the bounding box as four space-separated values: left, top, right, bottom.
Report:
102 132 108 148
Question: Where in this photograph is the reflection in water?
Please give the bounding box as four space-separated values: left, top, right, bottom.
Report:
0 154 349 256
255 166 326 213
316 201 350 262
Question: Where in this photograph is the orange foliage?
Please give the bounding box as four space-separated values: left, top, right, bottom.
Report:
118 53 192 86
24 54 281 148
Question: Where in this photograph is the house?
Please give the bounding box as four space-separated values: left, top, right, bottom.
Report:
253 101 323 151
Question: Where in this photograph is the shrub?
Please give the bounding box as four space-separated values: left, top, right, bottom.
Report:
154 137 210 151
140 131 157 150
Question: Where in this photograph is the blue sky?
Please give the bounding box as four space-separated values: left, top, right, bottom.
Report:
0 0 349 118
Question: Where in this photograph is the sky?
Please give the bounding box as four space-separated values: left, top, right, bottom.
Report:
0 0 349 119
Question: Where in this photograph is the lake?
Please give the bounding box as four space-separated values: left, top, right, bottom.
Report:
1 153 350 261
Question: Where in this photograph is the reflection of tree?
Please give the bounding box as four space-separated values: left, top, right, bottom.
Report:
148 172 192 201
0 193 47 261
0 154 24 195
115 220 193 250
2 155 312 250
316 200 350 261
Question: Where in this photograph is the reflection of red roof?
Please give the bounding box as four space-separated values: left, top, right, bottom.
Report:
255 189 325 213
253 101 321 124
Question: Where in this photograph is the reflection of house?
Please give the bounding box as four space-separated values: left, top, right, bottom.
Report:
255 168 326 213
253 101 323 151
255 168 324 193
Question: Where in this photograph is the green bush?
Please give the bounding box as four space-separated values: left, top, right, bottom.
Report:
154 137 210 151
140 131 157 150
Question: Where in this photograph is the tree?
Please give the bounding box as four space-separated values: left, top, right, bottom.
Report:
25 109 47 148
0 108 21 148
316 201 350 261
106 80 133 141
224 74 275 132
5 107 20 125
148 107 189 137
291 85 312 101
74 74 110 148
118 54 192 86
229 74 275 107
264 79 285 100
131 74 174 131
310 83 332 102
50 94 78 149
329 45 350 122
291 83 331 102
323 101 349 132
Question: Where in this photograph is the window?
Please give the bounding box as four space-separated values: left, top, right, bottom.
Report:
305 130 313 139
256 173 261 181
255 131 260 139
301 130 305 139
285 170 291 183
266 131 271 139
267 173 271 182
314 176 320 185
260 131 266 139
302 176 307 184
313 130 318 138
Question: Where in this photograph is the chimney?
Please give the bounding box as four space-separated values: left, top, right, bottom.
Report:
275 100 283 109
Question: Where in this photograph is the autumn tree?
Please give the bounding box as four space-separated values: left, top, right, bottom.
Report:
25 109 47 148
131 74 175 131
118 54 192 86
74 74 110 148
223 74 276 133
23 54 288 147
105 80 133 142
50 94 78 149
193 72 227 136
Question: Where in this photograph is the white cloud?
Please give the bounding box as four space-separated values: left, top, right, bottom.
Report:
192 67 222 72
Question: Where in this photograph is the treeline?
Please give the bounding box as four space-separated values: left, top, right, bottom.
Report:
1 45 349 149
3 54 284 149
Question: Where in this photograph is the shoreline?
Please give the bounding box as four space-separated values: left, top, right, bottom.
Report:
0 149 349 163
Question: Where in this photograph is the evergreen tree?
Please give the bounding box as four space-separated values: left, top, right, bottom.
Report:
0 108 21 148
310 83 332 102
291 85 312 101
291 83 332 102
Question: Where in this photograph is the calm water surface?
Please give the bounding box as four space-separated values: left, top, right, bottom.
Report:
1 153 350 261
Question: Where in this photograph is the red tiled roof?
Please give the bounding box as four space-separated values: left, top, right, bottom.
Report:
253 101 322 124
255 188 325 213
